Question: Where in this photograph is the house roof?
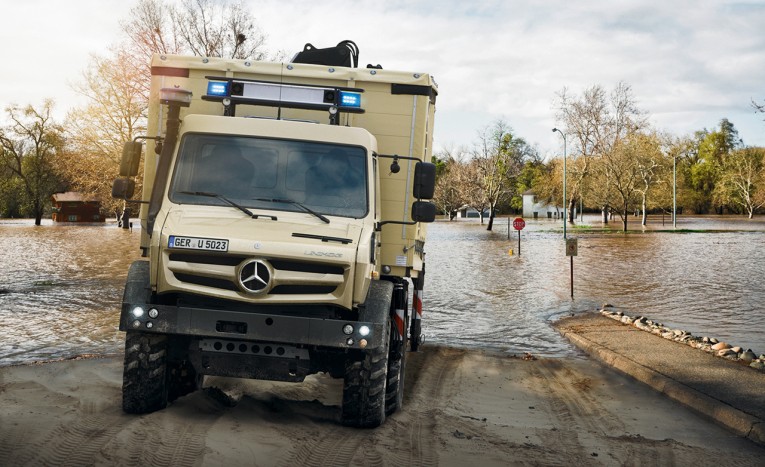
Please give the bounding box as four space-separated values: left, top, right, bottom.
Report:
51 192 99 203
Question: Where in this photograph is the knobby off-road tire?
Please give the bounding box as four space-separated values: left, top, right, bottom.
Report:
342 281 393 428
122 331 170 414
385 287 408 416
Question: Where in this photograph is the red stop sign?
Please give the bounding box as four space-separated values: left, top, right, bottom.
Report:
513 217 526 230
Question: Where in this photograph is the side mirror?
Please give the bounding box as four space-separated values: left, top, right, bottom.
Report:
119 141 143 177
413 162 436 199
112 178 136 199
411 201 436 223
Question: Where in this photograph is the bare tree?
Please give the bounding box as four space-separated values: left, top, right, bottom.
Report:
432 146 469 220
122 0 272 62
64 49 147 213
0 101 65 225
713 147 765 219
63 0 279 213
592 136 642 231
633 132 665 226
555 82 647 224
473 120 528 230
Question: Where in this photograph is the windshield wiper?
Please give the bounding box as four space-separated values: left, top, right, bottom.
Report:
179 191 277 220
254 198 330 224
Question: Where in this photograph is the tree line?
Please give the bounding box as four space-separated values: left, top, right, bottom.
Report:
1 0 764 229
433 83 765 231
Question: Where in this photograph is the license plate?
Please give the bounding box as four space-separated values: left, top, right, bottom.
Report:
169 235 229 252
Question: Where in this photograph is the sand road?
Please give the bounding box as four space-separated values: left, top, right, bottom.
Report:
1 346 763 466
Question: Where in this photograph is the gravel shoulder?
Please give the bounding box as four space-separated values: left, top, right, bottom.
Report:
1 345 763 465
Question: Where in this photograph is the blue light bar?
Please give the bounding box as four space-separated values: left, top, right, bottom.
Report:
339 91 362 108
207 81 229 97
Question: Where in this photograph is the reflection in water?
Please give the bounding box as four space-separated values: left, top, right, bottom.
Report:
1 216 764 365
424 217 765 356
0 221 142 366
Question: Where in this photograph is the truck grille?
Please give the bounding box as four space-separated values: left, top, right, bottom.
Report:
166 253 346 296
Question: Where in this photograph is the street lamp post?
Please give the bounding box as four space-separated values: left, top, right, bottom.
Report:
552 128 567 239
673 153 677 229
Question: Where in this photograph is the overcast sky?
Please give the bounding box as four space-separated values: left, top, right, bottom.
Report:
2 0 764 157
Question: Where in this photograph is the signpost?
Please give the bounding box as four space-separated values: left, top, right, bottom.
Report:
513 217 525 255
565 238 577 299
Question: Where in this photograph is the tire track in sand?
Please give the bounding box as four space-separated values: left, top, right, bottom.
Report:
110 395 226 466
528 359 626 465
14 412 130 466
388 346 466 467
278 425 382 467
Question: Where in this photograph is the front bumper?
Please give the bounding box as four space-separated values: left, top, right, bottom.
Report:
119 302 384 350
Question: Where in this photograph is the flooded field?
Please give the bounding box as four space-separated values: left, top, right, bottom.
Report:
1 215 764 366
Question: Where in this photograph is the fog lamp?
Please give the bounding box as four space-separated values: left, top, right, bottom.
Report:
343 324 354 335
132 320 141 328
382 265 392 274
346 338 354 346
148 308 159 319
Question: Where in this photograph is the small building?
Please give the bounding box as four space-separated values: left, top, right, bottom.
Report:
456 205 490 218
522 189 560 219
51 192 105 223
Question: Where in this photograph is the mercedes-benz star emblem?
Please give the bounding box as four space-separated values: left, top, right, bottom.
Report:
238 260 272 294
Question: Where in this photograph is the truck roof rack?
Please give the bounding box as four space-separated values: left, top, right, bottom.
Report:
291 40 359 68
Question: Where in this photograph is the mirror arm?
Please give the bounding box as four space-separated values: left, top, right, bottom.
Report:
376 154 422 162
376 220 417 231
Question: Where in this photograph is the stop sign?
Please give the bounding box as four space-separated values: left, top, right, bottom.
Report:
513 217 526 230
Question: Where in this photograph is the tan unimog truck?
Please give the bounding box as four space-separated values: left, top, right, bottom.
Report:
112 42 438 427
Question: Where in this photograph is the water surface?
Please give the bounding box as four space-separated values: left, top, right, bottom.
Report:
1 215 763 365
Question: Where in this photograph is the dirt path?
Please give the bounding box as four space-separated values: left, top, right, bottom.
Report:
1 346 763 466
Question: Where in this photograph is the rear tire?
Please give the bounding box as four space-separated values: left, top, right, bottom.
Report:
122 331 169 414
385 288 408 416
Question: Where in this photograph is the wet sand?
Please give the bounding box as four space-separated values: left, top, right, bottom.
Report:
1 346 763 466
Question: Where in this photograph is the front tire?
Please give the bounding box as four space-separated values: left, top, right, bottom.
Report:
122 331 169 414
341 321 390 428
341 281 394 428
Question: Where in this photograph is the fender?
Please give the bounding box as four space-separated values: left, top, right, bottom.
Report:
119 261 151 331
358 280 394 324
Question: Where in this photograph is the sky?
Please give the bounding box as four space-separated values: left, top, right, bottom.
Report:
2 0 764 158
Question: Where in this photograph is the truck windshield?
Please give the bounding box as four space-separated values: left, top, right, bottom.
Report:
169 133 369 219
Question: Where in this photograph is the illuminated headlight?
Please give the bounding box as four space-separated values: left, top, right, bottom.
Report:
343 324 354 335
148 308 159 319
359 325 371 337
131 306 145 318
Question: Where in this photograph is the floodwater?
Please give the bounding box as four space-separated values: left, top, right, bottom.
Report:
1 215 764 366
